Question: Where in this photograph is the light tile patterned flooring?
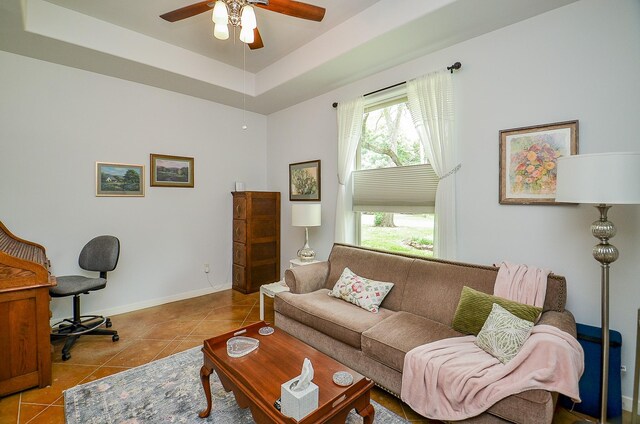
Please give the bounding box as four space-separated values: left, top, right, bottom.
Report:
0 289 618 423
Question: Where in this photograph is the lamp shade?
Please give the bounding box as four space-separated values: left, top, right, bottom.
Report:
239 26 254 44
555 152 640 204
212 1 228 24
240 5 257 30
292 204 321 227
213 23 229 40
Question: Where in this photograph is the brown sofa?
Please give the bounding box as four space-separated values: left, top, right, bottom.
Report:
274 243 577 424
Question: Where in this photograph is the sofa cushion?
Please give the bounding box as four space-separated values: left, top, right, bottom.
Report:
361 311 462 373
400 259 500 327
326 244 413 311
328 267 394 313
475 303 534 364
275 289 395 349
452 286 542 336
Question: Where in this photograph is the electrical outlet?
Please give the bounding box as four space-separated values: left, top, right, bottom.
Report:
204 264 210 274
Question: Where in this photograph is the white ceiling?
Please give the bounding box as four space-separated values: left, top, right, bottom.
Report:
0 0 577 114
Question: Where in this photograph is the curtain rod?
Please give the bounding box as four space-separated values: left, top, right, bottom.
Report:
332 61 461 108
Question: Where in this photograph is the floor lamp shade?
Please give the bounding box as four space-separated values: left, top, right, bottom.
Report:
556 152 640 423
291 204 321 262
555 152 640 204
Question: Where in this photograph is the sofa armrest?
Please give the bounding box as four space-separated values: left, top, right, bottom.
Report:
537 309 577 338
284 261 330 294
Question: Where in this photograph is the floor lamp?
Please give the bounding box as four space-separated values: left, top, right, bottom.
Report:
556 152 640 423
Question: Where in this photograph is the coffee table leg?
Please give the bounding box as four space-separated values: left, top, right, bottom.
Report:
198 365 213 418
358 403 375 424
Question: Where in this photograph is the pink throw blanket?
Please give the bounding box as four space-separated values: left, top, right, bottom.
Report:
401 324 584 421
494 261 550 308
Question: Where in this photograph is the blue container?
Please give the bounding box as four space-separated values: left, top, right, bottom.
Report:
560 323 622 419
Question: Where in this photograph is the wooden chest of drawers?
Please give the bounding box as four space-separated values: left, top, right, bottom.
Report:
232 191 280 294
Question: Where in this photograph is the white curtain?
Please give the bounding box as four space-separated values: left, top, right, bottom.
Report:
407 70 459 259
335 96 365 243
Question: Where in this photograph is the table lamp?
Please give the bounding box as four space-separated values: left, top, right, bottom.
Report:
292 204 321 262
556 152 640 423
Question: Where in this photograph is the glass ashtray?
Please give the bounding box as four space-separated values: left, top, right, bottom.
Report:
258 326 274 336
227 336 259 358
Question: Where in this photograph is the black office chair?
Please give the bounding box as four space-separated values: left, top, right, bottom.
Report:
50 235 120 361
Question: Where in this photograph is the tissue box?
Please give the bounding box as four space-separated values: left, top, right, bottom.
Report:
280 376 319 420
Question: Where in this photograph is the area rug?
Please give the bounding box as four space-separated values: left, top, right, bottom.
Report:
64 346 409 423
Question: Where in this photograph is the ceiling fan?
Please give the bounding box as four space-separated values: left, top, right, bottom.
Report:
160 0 326 50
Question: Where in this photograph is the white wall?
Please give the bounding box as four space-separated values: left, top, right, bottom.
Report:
267 0 640 404
0 50 268 319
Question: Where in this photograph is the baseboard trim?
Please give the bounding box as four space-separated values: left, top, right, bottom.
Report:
622 394 639 412
51 282 232 325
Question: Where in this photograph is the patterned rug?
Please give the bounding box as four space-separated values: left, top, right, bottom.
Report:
64 346 409 423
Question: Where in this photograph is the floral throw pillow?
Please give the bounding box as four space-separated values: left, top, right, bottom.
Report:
328 267 394 313
475 303 534 364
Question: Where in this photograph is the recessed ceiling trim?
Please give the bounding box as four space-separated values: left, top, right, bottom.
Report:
24 0 255 95
254 0 456 95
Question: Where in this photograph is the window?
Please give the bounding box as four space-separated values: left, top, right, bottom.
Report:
353 92 436 257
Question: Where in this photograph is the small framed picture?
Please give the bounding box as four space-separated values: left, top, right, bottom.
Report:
499 120 578 205
96 162 145 197
289 160 321 201
150 154 194 188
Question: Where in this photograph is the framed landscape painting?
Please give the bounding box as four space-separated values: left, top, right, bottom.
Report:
289 160 321 201
96 162 144 197
499 120 578 205
150 154 194 188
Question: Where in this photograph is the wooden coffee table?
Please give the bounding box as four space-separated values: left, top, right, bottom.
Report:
199 321 375 423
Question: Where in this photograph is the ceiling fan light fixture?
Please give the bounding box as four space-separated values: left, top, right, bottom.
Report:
240 5 257 30
214 23 230 40
212 1 229 25
239 26 255 44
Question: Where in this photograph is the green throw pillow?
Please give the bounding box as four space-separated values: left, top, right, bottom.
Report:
476 303 534 364
452 286 542 335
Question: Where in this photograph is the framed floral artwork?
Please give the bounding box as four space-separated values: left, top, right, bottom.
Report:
499 120 578 205
289 160 321 201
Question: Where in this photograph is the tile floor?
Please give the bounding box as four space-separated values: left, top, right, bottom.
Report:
0 289 620 423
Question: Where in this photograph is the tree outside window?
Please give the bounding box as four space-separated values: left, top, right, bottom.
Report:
356 98 434 257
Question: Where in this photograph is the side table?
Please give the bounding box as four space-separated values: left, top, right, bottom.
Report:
259 258 320 320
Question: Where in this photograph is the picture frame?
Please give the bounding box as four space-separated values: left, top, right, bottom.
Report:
96 162 145 197
289 160 321 201
499 120 578 205
150 154 194 188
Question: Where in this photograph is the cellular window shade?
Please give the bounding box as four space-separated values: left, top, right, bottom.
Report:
352 164 438 213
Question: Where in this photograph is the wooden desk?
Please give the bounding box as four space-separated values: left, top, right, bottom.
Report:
0 221 56 396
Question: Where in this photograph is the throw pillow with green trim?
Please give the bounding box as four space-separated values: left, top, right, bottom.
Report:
328 267 394 313
452 286 542 335
476 303 534 364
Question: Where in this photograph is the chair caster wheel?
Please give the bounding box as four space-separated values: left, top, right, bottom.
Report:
62 353 71 361
112 334 119 342
106 319 112 328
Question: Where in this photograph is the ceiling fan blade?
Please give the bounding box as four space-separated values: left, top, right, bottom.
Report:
249 27 264 50
160 1 212 22
255 0 326 22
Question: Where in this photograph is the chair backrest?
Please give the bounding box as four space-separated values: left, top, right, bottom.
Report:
78 235 120 273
